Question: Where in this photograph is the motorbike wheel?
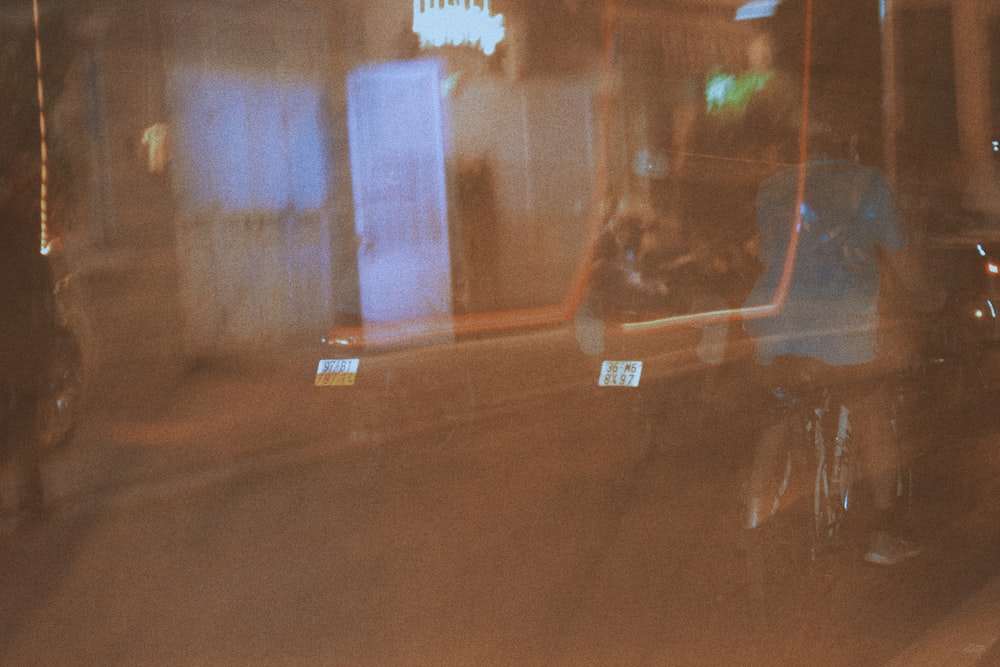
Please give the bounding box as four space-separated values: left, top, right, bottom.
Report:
37 325 84 452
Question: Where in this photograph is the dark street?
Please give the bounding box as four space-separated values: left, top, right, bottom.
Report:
2 1 999 663
2 352 999 665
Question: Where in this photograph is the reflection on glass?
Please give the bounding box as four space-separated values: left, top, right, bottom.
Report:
347 59 453 343
173 72 328 212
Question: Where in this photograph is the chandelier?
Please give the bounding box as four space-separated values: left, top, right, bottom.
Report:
412 0 505 56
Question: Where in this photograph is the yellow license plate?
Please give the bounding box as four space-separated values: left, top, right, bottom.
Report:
315 358 359 387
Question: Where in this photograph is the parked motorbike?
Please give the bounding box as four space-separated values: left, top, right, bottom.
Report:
925 233 1000 395
0 238 86 454
36 259 85 452
0 239 84 516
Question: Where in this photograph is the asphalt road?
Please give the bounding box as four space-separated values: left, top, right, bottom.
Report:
1 360 999 665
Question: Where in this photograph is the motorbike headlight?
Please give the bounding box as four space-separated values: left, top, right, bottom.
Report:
973 299 997 320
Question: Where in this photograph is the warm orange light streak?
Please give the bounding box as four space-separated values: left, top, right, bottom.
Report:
774 0 815 310
325 0 816 348
33 0 50 255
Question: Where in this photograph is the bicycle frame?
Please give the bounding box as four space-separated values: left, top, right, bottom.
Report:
807 394 853 557
742 381 855 560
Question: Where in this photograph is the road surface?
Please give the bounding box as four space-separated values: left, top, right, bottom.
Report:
1 356 999 665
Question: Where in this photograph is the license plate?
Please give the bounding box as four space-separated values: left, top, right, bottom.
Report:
598 360 643 387
315 358 359 386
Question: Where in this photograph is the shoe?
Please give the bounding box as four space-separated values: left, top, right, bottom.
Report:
864 530 921 565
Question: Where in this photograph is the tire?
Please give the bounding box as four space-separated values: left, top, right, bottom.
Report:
743 404 853 633
36 325 84 452
743 412 813 624
890 370 926 516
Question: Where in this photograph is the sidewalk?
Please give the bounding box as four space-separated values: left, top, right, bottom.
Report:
22 324 590 524
11 316 634 533
12 346 347 526
885 575 1000 666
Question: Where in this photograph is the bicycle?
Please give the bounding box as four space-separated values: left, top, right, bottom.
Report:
738 372 865 648
741 362 921 631
742 376 857 561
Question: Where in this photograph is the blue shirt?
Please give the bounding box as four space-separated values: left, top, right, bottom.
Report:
743 159 907 365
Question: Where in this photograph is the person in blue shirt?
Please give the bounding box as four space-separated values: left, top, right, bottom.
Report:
742 118 942 565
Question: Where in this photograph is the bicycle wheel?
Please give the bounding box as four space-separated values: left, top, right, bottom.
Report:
743 411 821 624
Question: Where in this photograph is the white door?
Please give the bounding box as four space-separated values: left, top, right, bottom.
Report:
346 59 453 345
169 69 332 351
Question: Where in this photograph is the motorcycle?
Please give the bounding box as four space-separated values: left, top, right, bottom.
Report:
36 260 85 452
1 239 87 455
925 232 1000 396
0 239 84 516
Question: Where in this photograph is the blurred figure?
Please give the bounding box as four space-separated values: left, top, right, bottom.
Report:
583 206 695 321
1 166 54 521
1 29 57 522
574 205 690 356
455 158 502 313
742 118 943 565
